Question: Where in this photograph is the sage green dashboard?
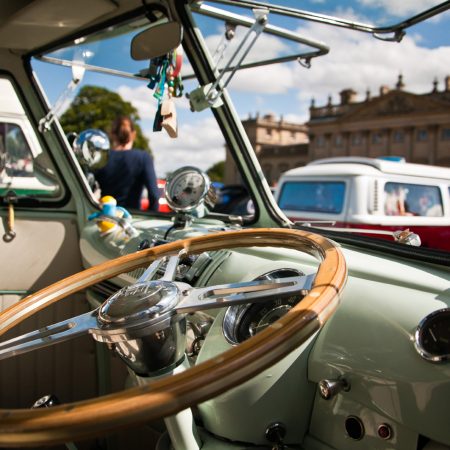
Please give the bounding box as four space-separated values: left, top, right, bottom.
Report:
80 217 450 450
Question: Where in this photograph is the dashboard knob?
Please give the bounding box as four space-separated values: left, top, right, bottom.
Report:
318 378 349 400
265 422 286 445
137 239 151 251
31 394 61 408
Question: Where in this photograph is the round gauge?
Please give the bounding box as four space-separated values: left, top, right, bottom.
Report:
165 166 214 213
414 308 450 363
223 269 304 345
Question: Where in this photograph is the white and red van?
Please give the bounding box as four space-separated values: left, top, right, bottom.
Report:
275 157 450 251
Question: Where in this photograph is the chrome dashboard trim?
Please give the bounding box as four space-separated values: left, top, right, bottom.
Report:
414 307 450 363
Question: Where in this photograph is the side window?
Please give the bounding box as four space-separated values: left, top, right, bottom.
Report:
1 123 33 177
384 182 443 217
278 181 346 214
0 78 61 199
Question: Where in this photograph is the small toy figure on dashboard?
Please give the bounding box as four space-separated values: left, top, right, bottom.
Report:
88 195 132 235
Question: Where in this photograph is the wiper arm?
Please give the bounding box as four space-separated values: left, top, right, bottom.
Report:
294 222 421 246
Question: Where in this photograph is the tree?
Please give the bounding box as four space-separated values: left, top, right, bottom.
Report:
207 160 225 182
60 85 150 151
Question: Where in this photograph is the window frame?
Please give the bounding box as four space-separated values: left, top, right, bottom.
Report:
0 74 67 206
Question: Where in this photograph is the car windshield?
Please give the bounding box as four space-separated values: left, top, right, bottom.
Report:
31 0 450 251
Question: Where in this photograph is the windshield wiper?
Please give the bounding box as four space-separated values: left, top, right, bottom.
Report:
294 221 421 247
292 224 449 266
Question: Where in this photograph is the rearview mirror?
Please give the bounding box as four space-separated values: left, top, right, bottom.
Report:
131 21 182 60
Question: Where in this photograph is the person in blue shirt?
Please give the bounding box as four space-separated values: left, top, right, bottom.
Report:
94 116 159 211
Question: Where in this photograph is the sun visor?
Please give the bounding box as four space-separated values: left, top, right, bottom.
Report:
0 0 118 52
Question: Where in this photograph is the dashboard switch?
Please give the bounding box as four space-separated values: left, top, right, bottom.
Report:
377 423 393 440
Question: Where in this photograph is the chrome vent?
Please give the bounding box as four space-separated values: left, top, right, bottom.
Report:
373 179 379 212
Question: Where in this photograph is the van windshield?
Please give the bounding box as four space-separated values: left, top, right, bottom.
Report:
278 181 345 214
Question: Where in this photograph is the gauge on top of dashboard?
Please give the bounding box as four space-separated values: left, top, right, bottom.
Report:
165 166 217 213
414 308 450 363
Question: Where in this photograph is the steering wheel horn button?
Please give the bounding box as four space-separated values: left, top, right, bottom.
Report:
98 281 180 326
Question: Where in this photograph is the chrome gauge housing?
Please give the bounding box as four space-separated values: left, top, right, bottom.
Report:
164 166 216 213
223 269 304 345
414 308 450 363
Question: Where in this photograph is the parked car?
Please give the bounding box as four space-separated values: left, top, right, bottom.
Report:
212 184 254 216
140 179 171 213
276 157 450 251
0 2 449 450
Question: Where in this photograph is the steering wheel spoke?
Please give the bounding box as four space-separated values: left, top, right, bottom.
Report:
137 254 181 283
176 273 315 313
0 309 99 360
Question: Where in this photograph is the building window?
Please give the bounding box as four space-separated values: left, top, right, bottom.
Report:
441 128 450 140
417 129 428 142
393 130 404 143
352 134 362 146
278 163 289 174
372 132 383 144
335 135 343 147
316 135 325 147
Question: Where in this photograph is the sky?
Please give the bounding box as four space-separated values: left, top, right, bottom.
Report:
33 0 450 178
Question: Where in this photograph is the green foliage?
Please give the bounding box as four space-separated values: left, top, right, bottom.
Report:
60 85 150 151
207 160 225 182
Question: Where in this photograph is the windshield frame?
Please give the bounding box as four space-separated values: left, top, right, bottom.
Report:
23 0 450 263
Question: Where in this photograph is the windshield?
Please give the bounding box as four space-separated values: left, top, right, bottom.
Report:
32 0 450 251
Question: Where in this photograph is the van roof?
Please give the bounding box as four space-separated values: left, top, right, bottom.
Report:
281 157 450 180
0 78 26 117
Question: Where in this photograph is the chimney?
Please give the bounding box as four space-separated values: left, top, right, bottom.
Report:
445 75 450 92
379 85 390 96
340 89 357 105
432 78 438 93
396 73 405 90
263 113 276 121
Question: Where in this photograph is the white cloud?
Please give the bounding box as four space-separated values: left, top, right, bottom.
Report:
204 27 289 65
118 84 191 118
283 113 307 124
145 117 225 178
116 83 224 178
117 85 157 120
291 20 450 119
202 28 297 94
360 0 443 17
231 62 297 94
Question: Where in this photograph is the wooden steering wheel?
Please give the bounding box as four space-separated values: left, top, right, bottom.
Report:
0 228 346 447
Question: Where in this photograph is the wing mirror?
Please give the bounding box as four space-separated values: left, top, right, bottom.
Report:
131 21 183 60
72 129 110 171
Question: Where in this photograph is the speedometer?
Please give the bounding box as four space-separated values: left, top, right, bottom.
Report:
165 166 216 213
222 269 306 345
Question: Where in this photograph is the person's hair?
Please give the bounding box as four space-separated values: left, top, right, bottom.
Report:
111 116 135 146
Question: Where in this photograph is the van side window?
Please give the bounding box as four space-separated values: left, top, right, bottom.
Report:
0 78 61 200
384 182 443 217
0 121 61 198
278 181 345 214
0 123 33 177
